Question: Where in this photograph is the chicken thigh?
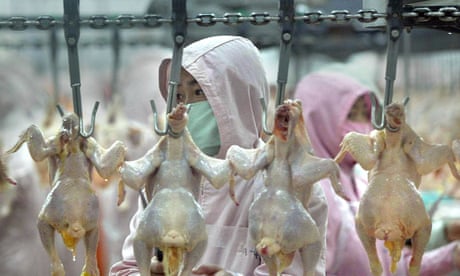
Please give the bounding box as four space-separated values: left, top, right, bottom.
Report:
335 102 460 276
227 99 346 276
7 113 126 276
119 103 233 276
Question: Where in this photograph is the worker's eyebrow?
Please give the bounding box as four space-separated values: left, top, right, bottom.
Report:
187 79 199 86
177 77 198 87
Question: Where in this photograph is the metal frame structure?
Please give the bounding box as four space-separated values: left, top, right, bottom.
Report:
0 1 458 133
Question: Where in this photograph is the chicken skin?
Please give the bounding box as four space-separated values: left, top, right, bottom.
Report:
227 99 346 276
119 103 232 276
7 113 126 276
335 102 460 276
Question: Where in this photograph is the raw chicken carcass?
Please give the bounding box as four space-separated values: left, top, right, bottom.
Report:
0 61 90 275
119 103 233 276
7 113 126 276
227 99 346 276
335 102 460 276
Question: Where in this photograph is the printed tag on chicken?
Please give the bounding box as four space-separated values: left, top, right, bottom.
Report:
335 102 460 276
118 103 233 276
227 99 347 276
6 113 126 276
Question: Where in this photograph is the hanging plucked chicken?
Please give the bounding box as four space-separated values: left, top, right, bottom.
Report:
7 113 126 276
335 102 460 276
227 99 347 276
118 103 235 276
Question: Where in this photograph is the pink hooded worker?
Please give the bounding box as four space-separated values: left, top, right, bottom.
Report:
295 71 460 276
110 36 328 275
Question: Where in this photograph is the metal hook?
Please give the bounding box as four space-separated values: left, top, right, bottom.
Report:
63 0 99 138
110 27 121 100
50 28 59 109
56 104 65 117
403 96 410 106
42 28 61 128
105 27 122 124
371 0 403 130
261 0 295 135
151 0 187 137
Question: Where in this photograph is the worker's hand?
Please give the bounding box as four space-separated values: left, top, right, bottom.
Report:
192 264 239 276
150 256 164 275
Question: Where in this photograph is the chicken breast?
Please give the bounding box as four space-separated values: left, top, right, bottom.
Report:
227 99 346 276
335 102 460 276
7 113 125 276
119 104 232 276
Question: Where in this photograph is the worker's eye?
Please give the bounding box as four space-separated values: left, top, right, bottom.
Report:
195 89 204 96
347 109 357 120
176 93 186 103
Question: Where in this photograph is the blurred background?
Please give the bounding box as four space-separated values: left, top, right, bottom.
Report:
0 1 459 275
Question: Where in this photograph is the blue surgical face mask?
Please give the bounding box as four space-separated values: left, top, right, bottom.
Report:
187 101 221 156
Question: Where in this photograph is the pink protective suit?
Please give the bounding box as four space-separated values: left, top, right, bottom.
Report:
294 71 458 276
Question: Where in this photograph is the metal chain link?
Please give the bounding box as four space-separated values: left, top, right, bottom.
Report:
0 6 458 31
403 6 460 23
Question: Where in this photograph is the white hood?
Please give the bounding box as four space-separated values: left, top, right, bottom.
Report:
159 35 269 158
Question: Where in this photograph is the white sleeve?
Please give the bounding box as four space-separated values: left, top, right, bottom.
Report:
307 183 328 276
109 198 144 275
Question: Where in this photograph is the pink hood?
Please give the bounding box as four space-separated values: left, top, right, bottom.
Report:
295 71 372 202
294 71 372 160
159 36 269 158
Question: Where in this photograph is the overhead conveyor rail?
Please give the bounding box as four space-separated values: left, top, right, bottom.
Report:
0 3 458 59
0 4 458 32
